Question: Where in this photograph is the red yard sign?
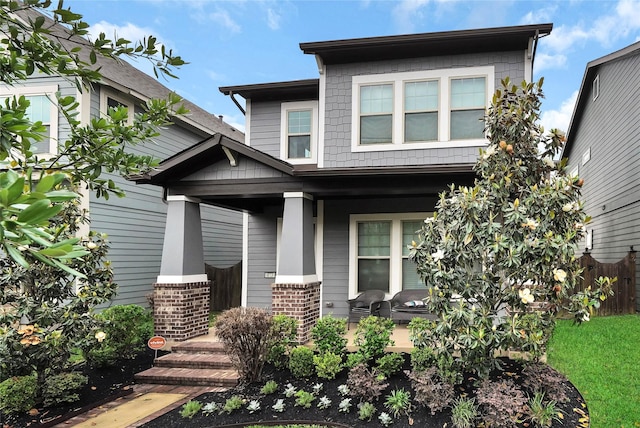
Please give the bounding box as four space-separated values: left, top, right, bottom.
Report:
148 336 166 350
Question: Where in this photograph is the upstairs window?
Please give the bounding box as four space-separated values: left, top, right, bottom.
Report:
280 100 318 164
352 66 493 151
100 88 134 125
0 85 59 154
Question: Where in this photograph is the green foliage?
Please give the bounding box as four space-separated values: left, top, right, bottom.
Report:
375 353 404 378
180 400 202 419
42 372 88 407
0 374 37 413
311 314 348 356
345 351 367 369
294 390 315 408
221 395 244 414
288 345 315 379
352 316 395 363
409 78 614 379
260 380 278 395
357 401 377 421
384 388 412 419
85 304 153 366
313 351 343 380
214 307 275 383
527 392 561 428
450 397 479 428
410 346 435 372
267 314 298 370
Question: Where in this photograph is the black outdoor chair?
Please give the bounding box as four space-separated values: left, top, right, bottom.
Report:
347 290 386 329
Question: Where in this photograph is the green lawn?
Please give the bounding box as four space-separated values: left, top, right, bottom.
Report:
547 314 640 428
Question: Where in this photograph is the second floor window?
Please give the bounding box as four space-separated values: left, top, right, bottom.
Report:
280 100 318 164
360 84 393 145
450 77 486 140
404 80 438 142
24 95 53 154
287 110 312 158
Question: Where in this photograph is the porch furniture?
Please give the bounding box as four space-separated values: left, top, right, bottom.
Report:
384 289 437 324
347 290 386 328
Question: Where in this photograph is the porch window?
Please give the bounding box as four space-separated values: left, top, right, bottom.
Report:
404 80 438 142
450 77 486 140
357 221 391 292
402 220 424 289
360 84 393 145
287 109 312 159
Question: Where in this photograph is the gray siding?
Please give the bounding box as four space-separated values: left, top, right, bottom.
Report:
88 86 242 307
184 157 289 180
248 101 281 158
246 206 281 309
566 51 640 310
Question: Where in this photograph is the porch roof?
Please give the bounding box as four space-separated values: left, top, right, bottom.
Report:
131 134 476 212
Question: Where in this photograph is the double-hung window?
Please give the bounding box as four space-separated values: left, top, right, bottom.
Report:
280 100 318 164
0 85 59 154
100 88 134 125
352 66 493 151
350 213 428 298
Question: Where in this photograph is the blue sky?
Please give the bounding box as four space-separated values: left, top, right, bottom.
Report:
66 0 640 135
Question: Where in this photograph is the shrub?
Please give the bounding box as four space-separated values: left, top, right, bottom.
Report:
311 314 348 355
0 375 37 413
267 314 298 370
214 307 274 383
353 316 395 363
314 351 343 380
345 351 367 369
409 367 455 415
294 390 315 408
410 346 435 372
42 372 88 407
86 304 153 366
260 380 278 395
289 345 315 378
476 379 528 428
375 353 405 378
347 363 388 402
180 400 202 419
384 388 412 419
358 401 377 421
450 397 479 428
221 395 244 414
407 318 436 348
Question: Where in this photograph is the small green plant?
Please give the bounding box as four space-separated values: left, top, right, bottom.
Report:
289 345 315 378
272 398 285 413
410 346 435 372
358 401 377 421
311 314 348 355
338 397 352 413
528 392 561 427
353 316 395 362
201 401 219 416
317 395 332 409
42 372 88 407
294 390 315 408
221 395 245 414
267 314 298 370
284 383 297 397
246 399 261 413
260 380 278 395
375 353 405 378
345 351 367 369
0 375 37 414
384 388 412 419
378 411 393 426
450 397 479 428
180 400 202 419
314 351 343 379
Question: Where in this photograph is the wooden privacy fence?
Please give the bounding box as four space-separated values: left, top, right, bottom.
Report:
577 249 636 315
205 261 242 312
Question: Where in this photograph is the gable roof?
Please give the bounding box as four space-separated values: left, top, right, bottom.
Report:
14 6 242 141
300 23 553 65
562 40 640 157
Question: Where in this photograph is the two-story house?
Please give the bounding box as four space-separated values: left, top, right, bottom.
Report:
135 23 553 341
562 41 640 312
1 6 243 310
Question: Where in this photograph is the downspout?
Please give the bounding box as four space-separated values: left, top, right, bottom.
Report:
530 29 551 79
228 91 246 116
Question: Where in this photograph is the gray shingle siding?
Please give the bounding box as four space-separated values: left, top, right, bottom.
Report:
247 101 281 158
183 157 289 181
566 50 640 310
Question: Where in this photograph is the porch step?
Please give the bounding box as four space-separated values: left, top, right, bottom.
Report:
135 340 239 387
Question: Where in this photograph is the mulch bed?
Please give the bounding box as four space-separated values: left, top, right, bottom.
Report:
141 356 588 428
1 349 164 428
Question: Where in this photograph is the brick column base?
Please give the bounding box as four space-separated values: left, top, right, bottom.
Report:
153 281 210 341
271 281 321 344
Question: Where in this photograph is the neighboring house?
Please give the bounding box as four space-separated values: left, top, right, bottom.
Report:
135 23 553 341
1 7 243 308
562 41 640 312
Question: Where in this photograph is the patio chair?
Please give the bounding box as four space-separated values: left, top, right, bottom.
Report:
347 290 386 329
384 289 438 324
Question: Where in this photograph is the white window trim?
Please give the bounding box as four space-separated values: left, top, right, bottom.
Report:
0 84 59 155
592 74 600 102
348 212 430 299
280 100 318 164
100 88 134 125
351 66 494 152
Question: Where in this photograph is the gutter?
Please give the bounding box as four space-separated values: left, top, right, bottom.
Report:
227 91 246 116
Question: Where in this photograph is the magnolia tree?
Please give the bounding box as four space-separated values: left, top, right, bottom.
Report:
0 0 187 397
409 79 613 380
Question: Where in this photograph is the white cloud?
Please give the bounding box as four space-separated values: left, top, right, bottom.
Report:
267 8 281 30
534 52 567 73
540 90 578 134
209 10 241 34
206 70 225 82
392 0 430 33
519 5 557 25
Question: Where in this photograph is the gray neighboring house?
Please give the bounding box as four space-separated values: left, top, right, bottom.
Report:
1 7 243 308
562 41 640 312
136 23 553 341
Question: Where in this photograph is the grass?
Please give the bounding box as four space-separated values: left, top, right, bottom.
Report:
547 314 640 428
